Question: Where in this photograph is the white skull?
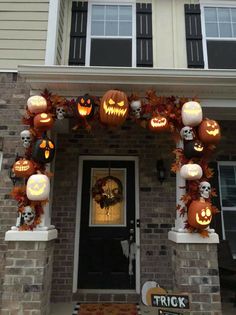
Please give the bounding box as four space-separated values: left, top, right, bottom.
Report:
130 100 142 118
199 181 211 199
180 126 194 141
22 206 35 226
56 106 66 120
20 130 32 148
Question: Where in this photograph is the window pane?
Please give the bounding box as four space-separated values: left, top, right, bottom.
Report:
218 8 231 22
219 23 232 37
119 21 132 36
223 211 236 231
220 165 236 207
119 5 132 21
105 21 118 36
206 23 219 37
106 5 118 20
231 8 236 22
205 8 217 22
91 21 104 36
92 5 105 20
233 23 236 36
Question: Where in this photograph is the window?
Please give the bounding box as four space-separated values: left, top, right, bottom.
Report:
0 152 2 171
203 6 236 68
218 162 236 256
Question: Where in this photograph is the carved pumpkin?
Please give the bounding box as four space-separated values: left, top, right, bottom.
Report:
184 140 204 159
146 286 167 306
149 116 169 132
188 199 212 230
34 113 54 131
26 174 50 201
181 101 203 127
76 94 95 119
12 158 35 178
180 163 203 180
32 137 55 163
198 119 221 144
100 90 128 126
27 95 47 114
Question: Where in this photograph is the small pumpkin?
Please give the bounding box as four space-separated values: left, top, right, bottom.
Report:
180 163 203 180
12 158 35 178
34 113 54 131
149 115 169 132
181 101 203 127
184 140 204 159
32 137 55 163
100 90 128 126
26 174 50 201
76 94 95 119
198 119 221 144
188 199 212 230
27 95 47 114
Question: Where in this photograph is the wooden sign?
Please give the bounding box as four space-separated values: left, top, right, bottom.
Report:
151 294 190 310
158 310 182 315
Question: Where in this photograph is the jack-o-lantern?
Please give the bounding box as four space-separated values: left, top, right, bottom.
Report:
12 158 35 178
198 119 221 144
180 163 203 180
76 94 95 119
26 174 50 201
32 137 55 163
27 95 47 114
188 199 212 230
184 140 204 159
100 90 128 126
148 116 169 132
181 101 203 127
34 113 54 131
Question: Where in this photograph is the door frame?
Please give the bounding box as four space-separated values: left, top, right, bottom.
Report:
72 155 140 293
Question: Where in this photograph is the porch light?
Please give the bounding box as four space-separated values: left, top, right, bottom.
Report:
156 159 166 184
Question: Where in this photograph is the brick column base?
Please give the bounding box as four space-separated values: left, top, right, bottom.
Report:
1 240 55 315
170 242 222 315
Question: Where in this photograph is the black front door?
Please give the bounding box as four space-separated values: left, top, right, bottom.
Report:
78 159 136 289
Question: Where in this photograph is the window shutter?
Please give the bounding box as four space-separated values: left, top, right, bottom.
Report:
136 3 153 67
69 2 88 65
185 4 204 68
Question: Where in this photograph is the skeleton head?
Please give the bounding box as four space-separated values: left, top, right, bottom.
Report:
180 126 194 141
130 100 142 118
56 106 66 120
199 181 211 199
22 206 35 226
20 130 32 148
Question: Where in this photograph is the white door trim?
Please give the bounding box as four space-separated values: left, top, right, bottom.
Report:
72 155 140 293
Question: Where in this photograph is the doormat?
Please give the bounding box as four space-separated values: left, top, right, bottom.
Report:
72 303 140 315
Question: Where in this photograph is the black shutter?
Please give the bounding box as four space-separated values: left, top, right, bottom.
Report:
69 2 88 65
136 3 153 67
185 4 204 68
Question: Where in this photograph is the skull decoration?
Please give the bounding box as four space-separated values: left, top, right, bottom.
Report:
22 206 35 226
180 126 194 141
56 106 66 120
20 130 32 148
199 181 211 199
130 100 142 118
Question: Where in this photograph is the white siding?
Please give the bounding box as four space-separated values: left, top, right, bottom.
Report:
0 0 49 70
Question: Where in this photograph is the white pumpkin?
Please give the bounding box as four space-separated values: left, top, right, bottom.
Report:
181 101 203 127
27 95 47 114
26 174 50 200
180 163 203 180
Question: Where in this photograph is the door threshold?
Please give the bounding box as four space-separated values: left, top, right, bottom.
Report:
78 289 137 294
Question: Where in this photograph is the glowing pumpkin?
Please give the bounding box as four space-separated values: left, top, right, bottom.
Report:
76 94 95 119
12 158 35 178
198 119 221 144
27 95 47 114
26 174 50 201
180 163 203 180
181 101 203 127
184 140 204 159
188 199 212 230
32 137 55 163
148 116 169 132
34 113 54 131
100 90 128 126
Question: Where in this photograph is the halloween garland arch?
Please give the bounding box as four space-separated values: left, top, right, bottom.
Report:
10 89 221 235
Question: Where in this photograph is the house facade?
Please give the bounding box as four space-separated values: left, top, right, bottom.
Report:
0 0 236 314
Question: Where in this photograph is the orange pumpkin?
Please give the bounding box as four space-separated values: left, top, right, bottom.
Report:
188 199 212 230
12 158 35 178
100 90 128 126
149 115 169 132
34 113 54 131
146 286 167 306
198 119 221 144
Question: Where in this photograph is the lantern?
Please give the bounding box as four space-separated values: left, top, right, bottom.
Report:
32 137 55 163
26 174 50 201
34 113 54 131
184 140 204 159
12 158 35 178
100 90 128 126
181 101 203 127
76 94 95 119
180 163 203 180
198 119 221 144
27 95 47 114
148 116 169 132
188 199 212 230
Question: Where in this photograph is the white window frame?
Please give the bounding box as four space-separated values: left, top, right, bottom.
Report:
0 152 2 172
200 1 236 68
85 1 136 67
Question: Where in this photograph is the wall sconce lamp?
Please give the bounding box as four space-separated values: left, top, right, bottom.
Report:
156 159 166 184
